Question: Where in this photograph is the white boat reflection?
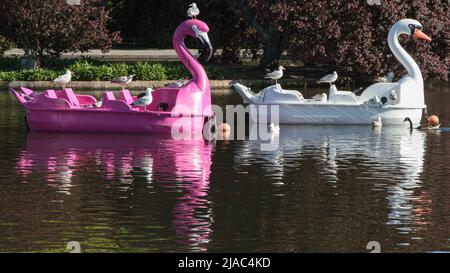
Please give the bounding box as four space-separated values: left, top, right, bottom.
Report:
234 124 428 234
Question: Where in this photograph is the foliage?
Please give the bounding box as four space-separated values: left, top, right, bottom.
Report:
0 0 121 67
108 0 449 79
0 36 14 55
129 62 167 81
0 58 225 81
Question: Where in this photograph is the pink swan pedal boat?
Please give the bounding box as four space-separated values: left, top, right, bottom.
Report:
10 19 214 134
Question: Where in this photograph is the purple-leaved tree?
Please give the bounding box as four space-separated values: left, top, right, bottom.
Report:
0 0 121 67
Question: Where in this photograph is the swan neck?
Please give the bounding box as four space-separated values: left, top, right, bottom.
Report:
388 28 424 90
173 32 209 92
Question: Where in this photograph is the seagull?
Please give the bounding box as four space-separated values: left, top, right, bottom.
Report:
317 71 338 86
389 90 398 102
131 87 154 110
187 3 200 19
375 72 395 83
372 115 382 128
264 66 285 84
269 123 280 135
93 99 103 108
111 75 134 90
53 70 73 88
166 79 187 88
312 93 327 102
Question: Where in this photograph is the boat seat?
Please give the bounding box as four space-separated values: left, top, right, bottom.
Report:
102 91 116 101
119 89 134 104
45 90 57 99
61 88 80 106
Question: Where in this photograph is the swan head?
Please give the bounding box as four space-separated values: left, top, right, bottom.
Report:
177 19 213 63
393 19 432 42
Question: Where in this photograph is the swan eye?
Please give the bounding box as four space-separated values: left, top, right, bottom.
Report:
408 24 423 35
408 24 416 34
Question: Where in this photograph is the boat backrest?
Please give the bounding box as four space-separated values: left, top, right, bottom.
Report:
45 90 57 99
102 91 116 101
119 89 134 104
61 88 80 106
20 87 34 96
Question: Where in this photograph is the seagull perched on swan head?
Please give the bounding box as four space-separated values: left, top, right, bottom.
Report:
187 3 200 19
53 70 73 88
264 66 285 84
317 71 338 86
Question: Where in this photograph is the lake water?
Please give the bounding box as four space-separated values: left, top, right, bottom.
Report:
0 83 449 253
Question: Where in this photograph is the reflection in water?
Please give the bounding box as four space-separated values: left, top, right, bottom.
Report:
15 132 213 252
1 89 450 252
236 125 429 239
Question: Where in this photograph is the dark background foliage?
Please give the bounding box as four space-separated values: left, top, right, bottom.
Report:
0 0 121 67
0 0 448 79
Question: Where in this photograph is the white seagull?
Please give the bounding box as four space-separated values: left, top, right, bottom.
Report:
317 71 338 86
187 3 200 19
269 123 280 135
166 79 187 88
312 93 328 102
389 90 398 102
53 70 73 88
264 66 285 84
131 87 154 110
375 72 395 83
111 75 134 90
372 115 382 128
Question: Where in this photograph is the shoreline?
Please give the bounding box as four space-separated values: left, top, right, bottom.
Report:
0 79 311 92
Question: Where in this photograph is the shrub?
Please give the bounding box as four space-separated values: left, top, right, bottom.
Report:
130 62 167 81
0 71 17 81
0 57 21 71
16 69 58 81
0 59 225 81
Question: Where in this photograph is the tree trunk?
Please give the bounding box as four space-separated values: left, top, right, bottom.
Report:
225 0 287 70
259 31 287 70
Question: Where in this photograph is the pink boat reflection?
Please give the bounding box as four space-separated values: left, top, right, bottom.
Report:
15 132 214 251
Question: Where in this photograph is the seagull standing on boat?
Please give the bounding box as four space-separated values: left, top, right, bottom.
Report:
264 66 285 84
317 71 338 86
166 79 187 88
131 87 154 110
375 72 395 83
389 90 398 102
111 75 134 90
187 3 200 19
312 93 327 102
53 70 73 88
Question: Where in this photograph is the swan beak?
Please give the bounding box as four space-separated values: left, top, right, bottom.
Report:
414 29 432 42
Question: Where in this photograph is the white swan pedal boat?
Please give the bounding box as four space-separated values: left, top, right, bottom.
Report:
233 19 431 126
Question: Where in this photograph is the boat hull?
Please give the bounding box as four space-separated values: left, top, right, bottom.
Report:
250 104 424 125
25 109 207 134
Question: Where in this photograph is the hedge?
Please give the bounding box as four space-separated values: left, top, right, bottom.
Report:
0 58 225 81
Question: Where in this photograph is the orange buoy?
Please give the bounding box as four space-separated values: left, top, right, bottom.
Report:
428 115 440 127
218 123 231 133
